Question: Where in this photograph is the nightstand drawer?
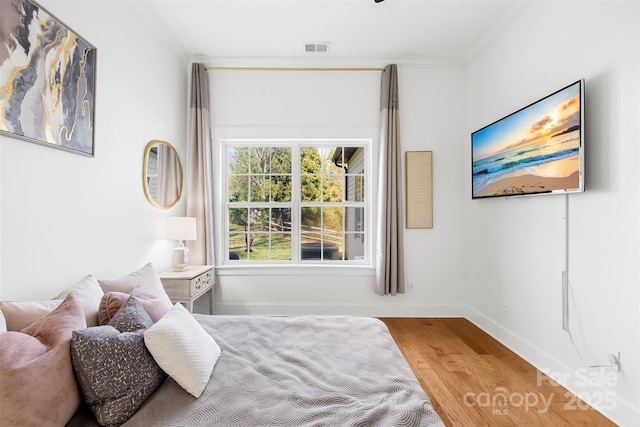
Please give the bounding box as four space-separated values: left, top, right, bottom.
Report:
159 265 215 314
190 270 213 298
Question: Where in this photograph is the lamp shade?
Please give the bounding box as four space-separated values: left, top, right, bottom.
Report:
165 216 196 241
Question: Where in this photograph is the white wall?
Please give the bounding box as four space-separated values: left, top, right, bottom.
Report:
0 1 190 300
208 66 467 316
3 1 635 423
465 2 639 425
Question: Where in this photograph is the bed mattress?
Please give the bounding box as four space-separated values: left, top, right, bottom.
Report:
68 315 444 427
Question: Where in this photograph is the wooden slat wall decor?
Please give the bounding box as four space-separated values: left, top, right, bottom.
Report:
405 151 433 229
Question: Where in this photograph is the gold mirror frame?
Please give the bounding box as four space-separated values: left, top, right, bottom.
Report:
143 140 183 210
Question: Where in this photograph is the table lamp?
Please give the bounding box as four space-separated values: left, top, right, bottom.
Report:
166 216 196 271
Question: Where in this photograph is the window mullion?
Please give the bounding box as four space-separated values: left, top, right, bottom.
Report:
291 144 301 262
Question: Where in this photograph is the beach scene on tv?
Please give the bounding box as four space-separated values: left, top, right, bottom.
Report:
472 82 582 198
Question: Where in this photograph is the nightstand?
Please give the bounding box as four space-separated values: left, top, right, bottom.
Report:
159 265 214 314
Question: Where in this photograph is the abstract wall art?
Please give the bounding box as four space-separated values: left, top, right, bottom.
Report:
0 0 96 156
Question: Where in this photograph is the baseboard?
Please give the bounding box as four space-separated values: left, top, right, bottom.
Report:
464 305 640 427
207 302 465 318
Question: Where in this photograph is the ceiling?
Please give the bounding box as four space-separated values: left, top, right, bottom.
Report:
146 0 532 66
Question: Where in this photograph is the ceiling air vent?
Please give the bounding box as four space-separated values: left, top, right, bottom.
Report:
304 42 330 53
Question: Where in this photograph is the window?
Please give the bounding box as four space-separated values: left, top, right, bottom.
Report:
225 140 368 263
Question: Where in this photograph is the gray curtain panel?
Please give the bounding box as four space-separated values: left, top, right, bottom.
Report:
375 64 405 296
186 63 215 266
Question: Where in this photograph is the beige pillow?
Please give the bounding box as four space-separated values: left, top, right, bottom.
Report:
0 299 62 331
0 294 87 426
55 275 104 327
144 303 221 398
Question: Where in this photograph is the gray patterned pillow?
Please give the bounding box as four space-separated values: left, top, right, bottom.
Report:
71 297 166 426
107 294 153 332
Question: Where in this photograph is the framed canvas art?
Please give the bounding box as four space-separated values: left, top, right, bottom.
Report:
0 0 97 156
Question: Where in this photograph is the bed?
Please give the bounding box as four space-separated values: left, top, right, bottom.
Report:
67 314 444 427
0 264 444 427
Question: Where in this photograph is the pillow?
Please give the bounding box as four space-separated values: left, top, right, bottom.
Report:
98 262 172 315
107 294 154 332
0 294 86 427
55 275 104 327
71 297 166 426
0 299 62 331
0 310 6 332
144 303 221 398
97 291 128 325
98 286 171 324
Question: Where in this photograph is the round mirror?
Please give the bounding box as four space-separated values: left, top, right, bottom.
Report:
143 140 183 210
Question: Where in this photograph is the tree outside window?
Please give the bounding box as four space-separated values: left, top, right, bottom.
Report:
226 141 367 263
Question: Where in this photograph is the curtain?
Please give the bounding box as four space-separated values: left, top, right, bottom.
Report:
157 144 180 207
375 64 405 296
186 63 215 266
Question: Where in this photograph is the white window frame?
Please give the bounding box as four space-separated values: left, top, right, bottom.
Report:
222 138 372 266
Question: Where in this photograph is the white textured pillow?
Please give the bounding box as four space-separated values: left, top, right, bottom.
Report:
144 303 220 398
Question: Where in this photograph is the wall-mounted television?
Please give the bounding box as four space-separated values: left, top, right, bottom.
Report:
472 80 584 199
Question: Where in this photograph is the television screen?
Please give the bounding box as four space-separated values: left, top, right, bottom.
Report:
471 80 584 199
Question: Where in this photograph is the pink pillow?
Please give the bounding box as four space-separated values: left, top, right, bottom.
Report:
98 286 171 324
98 263 172 310
98 292 129 325
0 294 87 426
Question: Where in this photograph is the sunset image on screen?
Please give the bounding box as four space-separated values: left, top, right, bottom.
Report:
472 81 582 198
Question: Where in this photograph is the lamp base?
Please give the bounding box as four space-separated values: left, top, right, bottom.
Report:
172 245 190 272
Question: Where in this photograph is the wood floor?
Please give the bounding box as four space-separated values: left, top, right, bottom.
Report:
380 318 617 427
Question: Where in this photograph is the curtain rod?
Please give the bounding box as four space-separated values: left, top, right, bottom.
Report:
205 66 384 72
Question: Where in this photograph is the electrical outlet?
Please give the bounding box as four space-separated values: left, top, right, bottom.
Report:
503 299 510 315
408 282 415 292
606 347 621 372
